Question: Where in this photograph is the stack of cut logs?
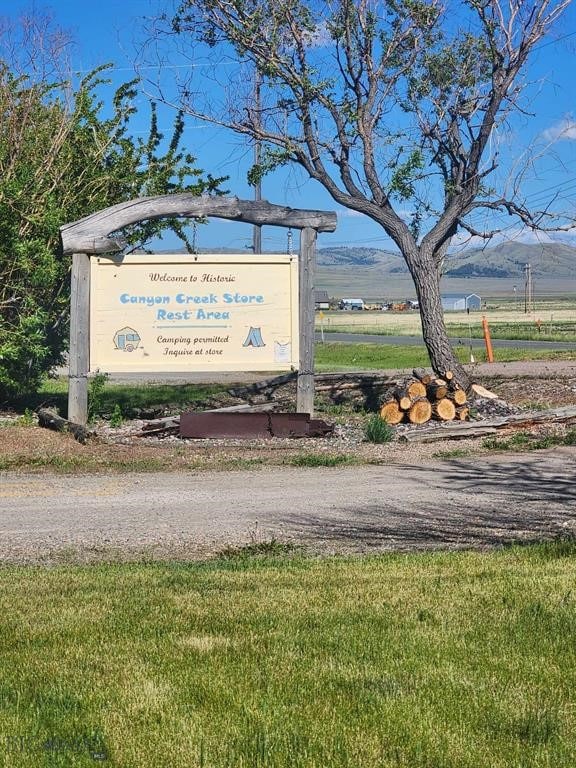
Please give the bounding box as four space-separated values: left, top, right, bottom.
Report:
380 368 469 425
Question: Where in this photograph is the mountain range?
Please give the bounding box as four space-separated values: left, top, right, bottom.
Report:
317 242 576 278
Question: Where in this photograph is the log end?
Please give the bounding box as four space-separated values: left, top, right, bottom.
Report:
380 401 404 425
432 398 457 421
407 398 433 424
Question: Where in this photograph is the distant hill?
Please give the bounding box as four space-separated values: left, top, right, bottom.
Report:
316 246 402 268
444 242 576 278
317 242 576 278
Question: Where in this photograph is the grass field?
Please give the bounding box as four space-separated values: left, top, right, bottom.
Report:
0 543 575 767
316 269 576 302
315 342 574 371
317 307 576 341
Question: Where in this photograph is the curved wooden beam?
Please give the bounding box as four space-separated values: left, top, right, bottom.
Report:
60 194 337 254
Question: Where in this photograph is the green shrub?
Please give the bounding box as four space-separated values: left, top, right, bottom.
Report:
563 429 576 445
109 403 123 428
87 372 109 423
364 413 394 443
16 407 35 426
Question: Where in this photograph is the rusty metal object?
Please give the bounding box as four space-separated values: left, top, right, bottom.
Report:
268 414 313 438
180 413 270 438
179 411 333 439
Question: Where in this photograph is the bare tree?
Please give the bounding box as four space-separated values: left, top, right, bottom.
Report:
144 0 572 387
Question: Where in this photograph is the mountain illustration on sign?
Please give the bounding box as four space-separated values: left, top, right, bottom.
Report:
242 327 265 348
113 327 141 352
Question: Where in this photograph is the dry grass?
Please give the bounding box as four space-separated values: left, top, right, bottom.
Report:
317 306 576 334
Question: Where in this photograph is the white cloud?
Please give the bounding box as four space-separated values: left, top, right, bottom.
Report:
302 21 332 49
397 209 415 223
542 117 576 142
549 228 576 246
504 227 556 244
336 207 368 219
450 231 490 249
450 226 564 251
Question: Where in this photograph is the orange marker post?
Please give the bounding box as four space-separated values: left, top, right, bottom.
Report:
482 315 494 363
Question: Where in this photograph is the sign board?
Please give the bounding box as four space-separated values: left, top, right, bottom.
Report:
89 254 299 372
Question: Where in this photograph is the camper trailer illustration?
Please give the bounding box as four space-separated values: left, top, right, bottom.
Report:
113 327 141 352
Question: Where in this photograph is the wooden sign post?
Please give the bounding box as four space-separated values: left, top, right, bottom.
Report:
298 227 317 417
60 195 337 425
68 253 90 425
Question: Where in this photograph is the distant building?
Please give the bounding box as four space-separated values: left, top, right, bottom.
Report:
339 298 365 311
441 293 481 311
315 290 330 310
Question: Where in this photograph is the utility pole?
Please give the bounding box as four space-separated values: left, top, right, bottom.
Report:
524 263 534 314
252 69 262 255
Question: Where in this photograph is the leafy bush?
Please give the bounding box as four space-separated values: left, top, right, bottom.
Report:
0 21 225 401
17 408 35 427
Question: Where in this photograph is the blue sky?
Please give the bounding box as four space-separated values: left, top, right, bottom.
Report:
5 0 576 253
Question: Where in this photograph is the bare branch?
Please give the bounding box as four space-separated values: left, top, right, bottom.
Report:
139 0 574 386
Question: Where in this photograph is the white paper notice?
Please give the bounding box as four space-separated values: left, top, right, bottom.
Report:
274 341 292 363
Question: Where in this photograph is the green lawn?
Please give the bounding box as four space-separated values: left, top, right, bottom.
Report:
315 342 575 370
0 544 575 766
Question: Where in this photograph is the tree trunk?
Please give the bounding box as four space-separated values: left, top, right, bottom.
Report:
405 249 472 391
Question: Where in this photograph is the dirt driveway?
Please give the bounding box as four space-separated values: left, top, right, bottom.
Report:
2 360 576 564
1 447 575 564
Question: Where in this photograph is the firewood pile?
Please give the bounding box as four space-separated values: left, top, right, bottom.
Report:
379 368 470 425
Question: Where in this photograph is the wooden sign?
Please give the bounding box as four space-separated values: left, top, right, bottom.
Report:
89 253 299 372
